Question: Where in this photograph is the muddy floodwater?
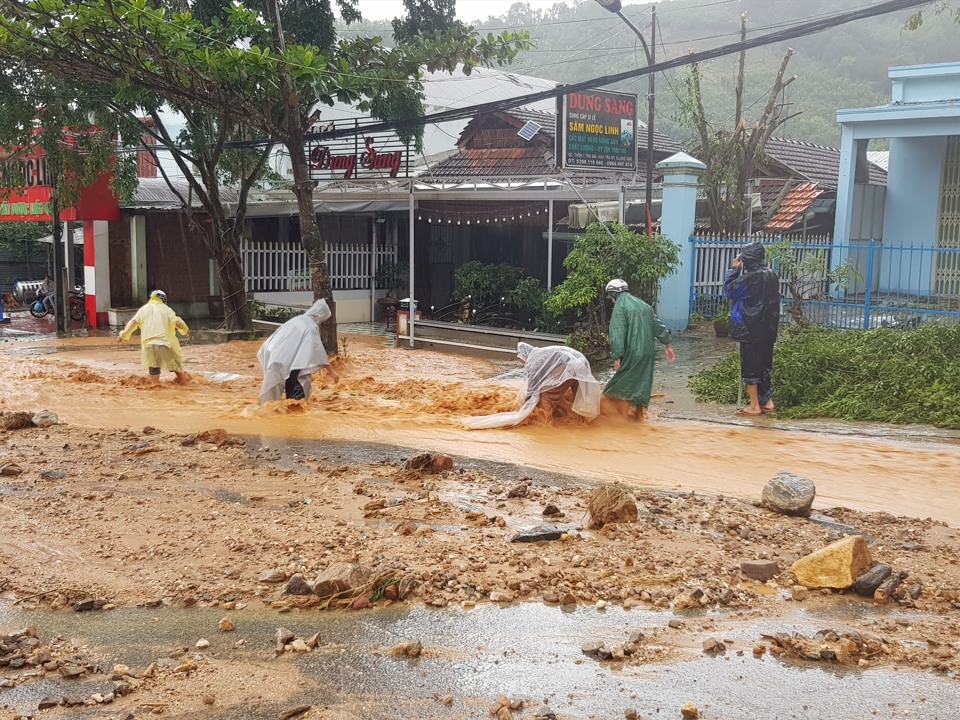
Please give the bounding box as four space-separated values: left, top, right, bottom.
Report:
1 601 957 720
3 332 960 525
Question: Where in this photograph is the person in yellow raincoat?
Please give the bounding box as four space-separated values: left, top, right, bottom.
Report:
117 290 190 383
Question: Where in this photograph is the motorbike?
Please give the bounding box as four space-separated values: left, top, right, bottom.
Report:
30 286 87 323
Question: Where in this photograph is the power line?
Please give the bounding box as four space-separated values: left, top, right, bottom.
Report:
229 0 928 149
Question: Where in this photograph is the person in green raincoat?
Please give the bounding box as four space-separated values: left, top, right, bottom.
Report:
602 279 675 419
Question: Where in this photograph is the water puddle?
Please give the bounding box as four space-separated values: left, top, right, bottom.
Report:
0 602 954 719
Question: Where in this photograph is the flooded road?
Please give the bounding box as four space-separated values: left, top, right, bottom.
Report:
3 333 960 526
0 602 955 720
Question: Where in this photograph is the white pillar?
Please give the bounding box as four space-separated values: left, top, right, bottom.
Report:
370 218 377 323
130 214 148 306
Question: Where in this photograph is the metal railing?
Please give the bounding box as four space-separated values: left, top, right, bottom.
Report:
689 235 960 329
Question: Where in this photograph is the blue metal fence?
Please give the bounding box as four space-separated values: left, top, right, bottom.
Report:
690 235 960 329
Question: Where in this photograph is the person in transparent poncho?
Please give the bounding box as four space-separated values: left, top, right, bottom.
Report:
464 342 601 429
257 299 340 404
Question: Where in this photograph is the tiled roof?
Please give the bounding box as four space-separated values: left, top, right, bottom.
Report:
765 182 824 231
424 147 556 178
763 137 887 189
501 108 682 154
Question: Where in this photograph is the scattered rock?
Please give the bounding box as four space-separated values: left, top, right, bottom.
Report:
807 513 862 536
32 410 59 428
510 525 564 543
791 585 809 601
702 637 726 654
275 627 296 653
196 638 210 649
681 702 700 719
740 559 780 583
0 463 23 476
259 568 287 584
761 471 816 517
282 574 314 596
40 469 67 480
853 564 892 597
312 562 370 599
542 503 561 516
874 571 908 605
588 484 638 528
73 599 95 612
431 454 454 473
0 412 34 430
403 452 433 471
791 535 872 589
507 483 529 498
218 618 236 632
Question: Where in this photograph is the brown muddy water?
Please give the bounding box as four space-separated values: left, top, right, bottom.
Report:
1 602 957 720
3 333 960 526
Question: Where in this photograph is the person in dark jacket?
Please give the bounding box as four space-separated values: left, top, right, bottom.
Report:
723 242 780 416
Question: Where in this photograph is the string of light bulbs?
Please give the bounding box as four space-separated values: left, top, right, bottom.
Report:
416 201 554 226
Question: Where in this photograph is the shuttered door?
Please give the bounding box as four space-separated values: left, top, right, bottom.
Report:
936 136 960 296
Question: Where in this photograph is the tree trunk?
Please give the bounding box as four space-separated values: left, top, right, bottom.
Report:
287 137 338 354
216 244 250 331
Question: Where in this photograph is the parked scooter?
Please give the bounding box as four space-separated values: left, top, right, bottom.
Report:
30 286 87 323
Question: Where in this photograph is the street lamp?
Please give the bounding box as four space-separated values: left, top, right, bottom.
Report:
594 0 656 230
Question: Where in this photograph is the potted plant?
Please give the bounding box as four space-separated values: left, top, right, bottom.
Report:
713 299 732 337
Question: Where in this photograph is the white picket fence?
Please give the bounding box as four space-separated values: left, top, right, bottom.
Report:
241 238 397 292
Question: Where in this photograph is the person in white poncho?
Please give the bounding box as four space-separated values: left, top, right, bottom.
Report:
464 342 601 429
257 299 340 404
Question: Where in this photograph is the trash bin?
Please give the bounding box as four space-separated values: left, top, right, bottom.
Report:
396 298 422 337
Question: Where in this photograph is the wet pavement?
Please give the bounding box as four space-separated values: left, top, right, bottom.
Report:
0 601 956 720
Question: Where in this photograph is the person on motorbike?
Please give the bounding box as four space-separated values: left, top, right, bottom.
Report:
40 274 55 316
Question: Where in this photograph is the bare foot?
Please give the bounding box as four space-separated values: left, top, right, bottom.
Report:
735 407 763 417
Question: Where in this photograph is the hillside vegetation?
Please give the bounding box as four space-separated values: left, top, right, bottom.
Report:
340 0 960 147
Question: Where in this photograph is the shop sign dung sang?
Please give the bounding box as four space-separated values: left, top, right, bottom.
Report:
306 129 411 181
559 89 638 172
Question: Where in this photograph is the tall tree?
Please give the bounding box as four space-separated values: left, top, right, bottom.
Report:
676 14 800 235
0 0 531 350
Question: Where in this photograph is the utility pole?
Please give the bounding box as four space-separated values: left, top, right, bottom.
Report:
594 0 657 231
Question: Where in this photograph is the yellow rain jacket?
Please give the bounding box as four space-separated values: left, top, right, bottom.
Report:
119 296 190 369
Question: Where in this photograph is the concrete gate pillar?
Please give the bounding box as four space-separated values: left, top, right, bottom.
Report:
656 152 707 331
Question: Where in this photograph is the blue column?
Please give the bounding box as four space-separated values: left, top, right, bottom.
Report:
656 152 706 331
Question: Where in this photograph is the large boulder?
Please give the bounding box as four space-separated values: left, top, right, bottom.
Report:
312 563 370 599
761 472 816 517
791 536 872 589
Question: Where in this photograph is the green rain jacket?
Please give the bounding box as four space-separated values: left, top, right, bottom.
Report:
603 292 672 407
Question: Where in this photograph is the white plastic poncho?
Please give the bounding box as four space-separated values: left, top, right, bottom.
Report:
464 342 601 429
257 300 332 404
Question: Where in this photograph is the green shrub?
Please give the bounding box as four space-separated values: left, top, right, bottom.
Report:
688 324 960 428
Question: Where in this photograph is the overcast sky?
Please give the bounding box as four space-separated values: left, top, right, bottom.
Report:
357 0 576 23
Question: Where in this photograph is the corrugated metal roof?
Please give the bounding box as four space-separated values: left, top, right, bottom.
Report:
426 147 556 178
867 150 889 171
130 178 244 209
765 181 824 231
421 67 558 113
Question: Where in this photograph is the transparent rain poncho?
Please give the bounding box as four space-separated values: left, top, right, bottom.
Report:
464 342 601 429
257 299 332 404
